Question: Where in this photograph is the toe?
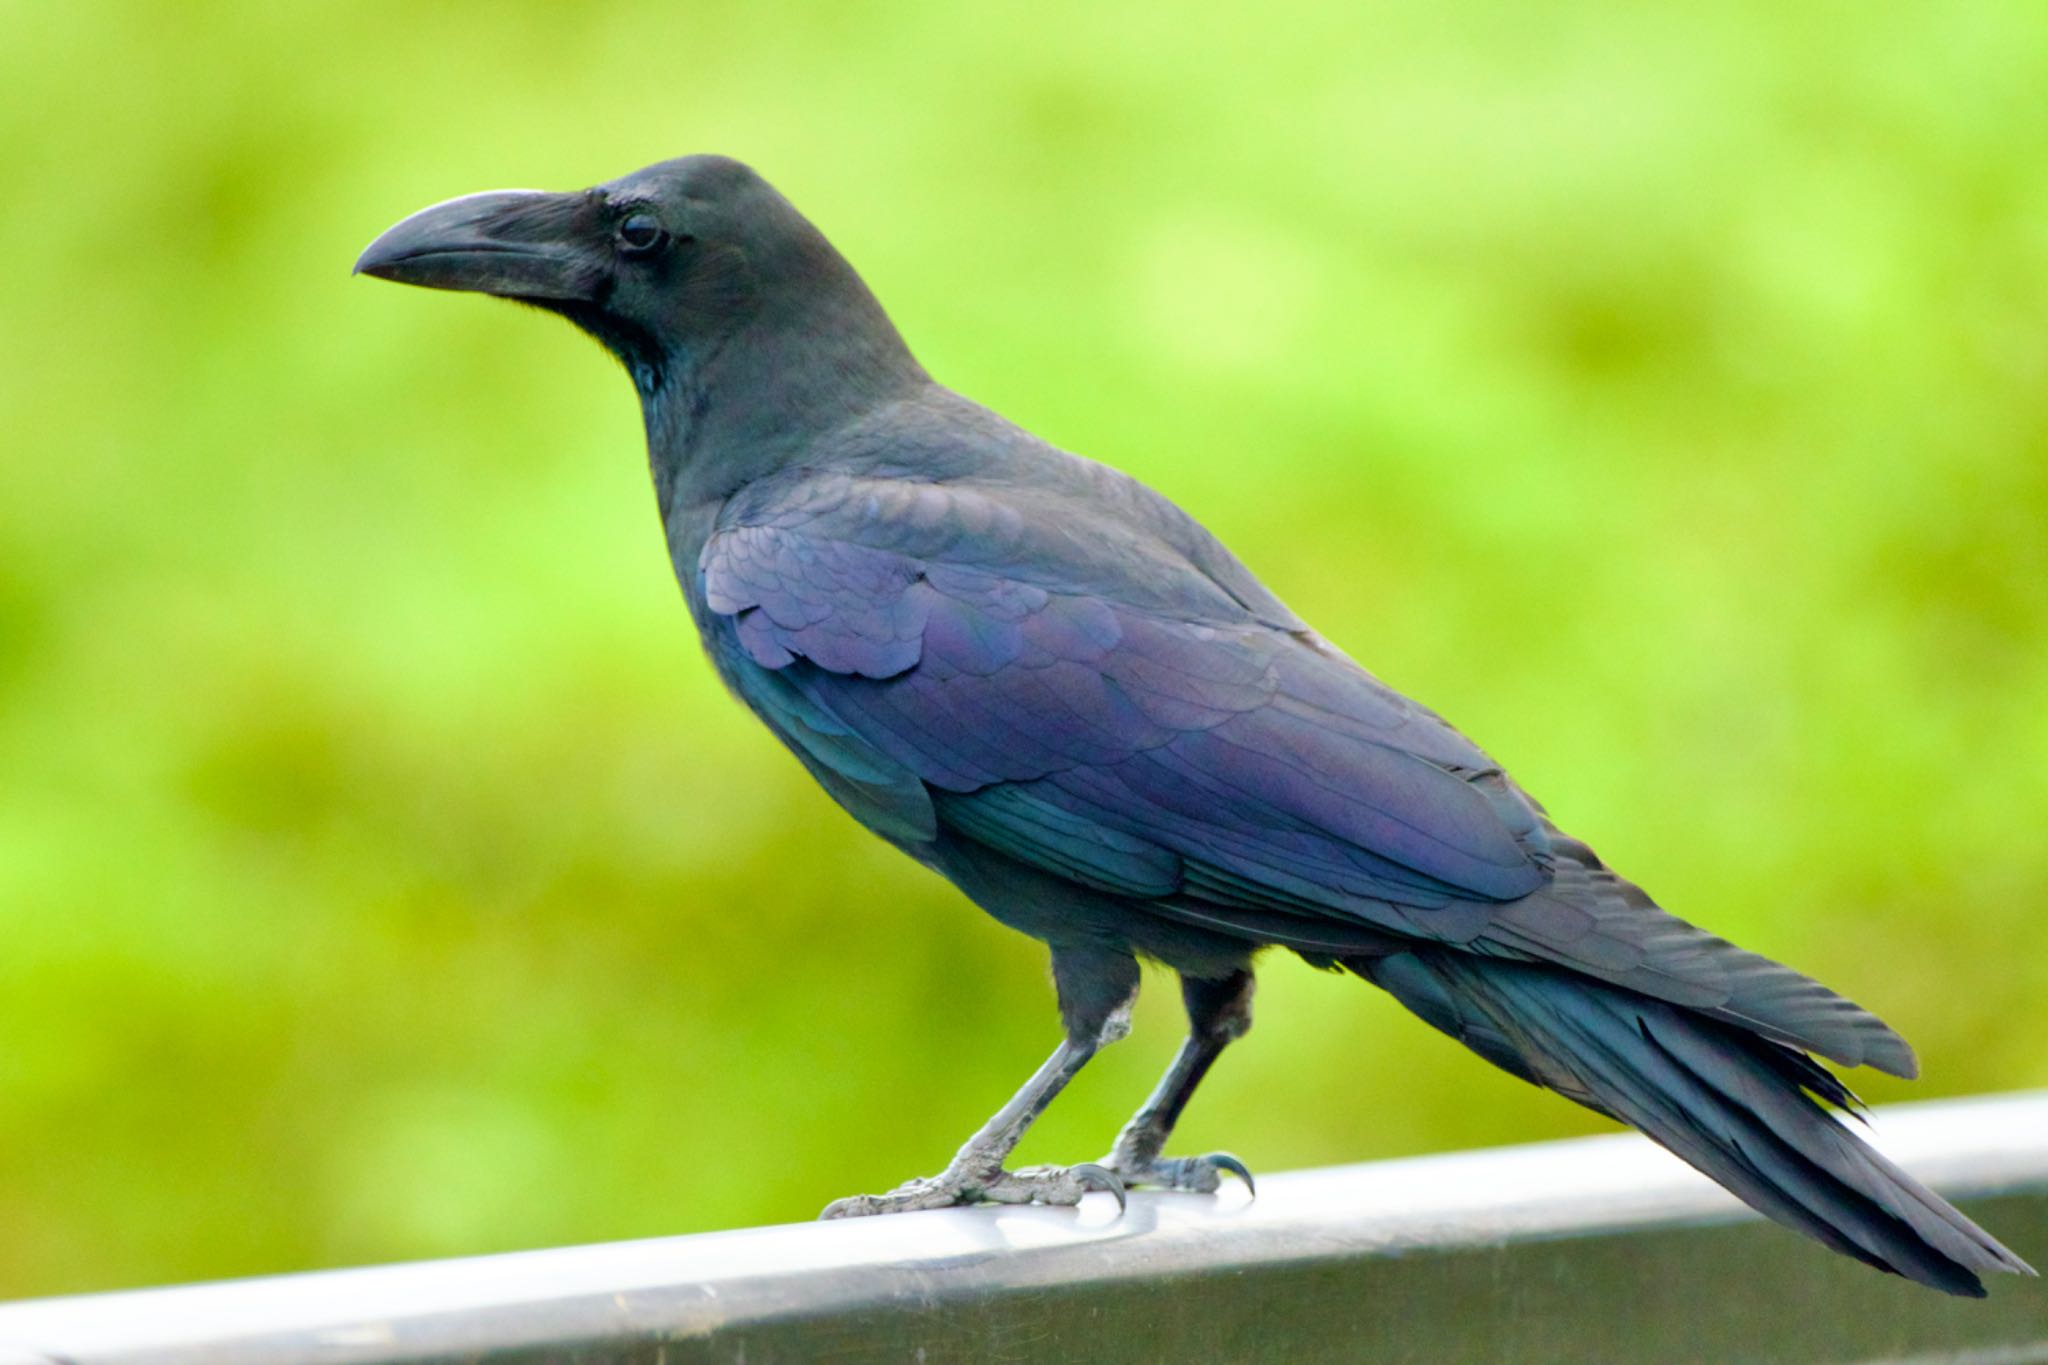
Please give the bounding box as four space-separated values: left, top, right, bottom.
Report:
819 1175 977 1219
1203 1151 1255 1196
982 1163 1128 1211
1112 1151 1256 1196
819 1194 878 1220
1067 1162 1129 1215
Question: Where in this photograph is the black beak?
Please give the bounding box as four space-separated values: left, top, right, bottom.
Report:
354 189 606 302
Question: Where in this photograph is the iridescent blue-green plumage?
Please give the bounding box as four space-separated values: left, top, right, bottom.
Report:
358 154 2033 1293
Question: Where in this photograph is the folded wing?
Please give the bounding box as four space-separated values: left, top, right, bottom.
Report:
700 473 1913 1076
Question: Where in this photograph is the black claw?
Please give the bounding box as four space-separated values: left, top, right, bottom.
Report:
1070 1161 1128 1215
1205 1151 1255 1197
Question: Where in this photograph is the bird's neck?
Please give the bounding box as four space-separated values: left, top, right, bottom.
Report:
640 285 927 517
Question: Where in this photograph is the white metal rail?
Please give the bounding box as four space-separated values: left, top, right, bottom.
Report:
0 1091 2042 1363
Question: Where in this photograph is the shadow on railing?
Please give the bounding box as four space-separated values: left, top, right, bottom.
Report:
0 1092 2042 1365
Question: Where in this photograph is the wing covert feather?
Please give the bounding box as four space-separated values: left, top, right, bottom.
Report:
699 476 1547 912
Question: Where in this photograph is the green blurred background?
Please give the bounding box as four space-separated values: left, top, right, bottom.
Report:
2 0 2045 1299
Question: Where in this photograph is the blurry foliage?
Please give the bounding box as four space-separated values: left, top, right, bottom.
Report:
2 0 2046 1298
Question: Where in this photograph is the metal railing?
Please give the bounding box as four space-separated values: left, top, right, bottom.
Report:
0 1091 2042 1364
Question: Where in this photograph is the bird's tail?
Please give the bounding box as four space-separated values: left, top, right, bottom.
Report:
1349 949 2035 1296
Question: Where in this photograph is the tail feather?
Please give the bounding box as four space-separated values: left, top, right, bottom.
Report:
1355 949 2034 1296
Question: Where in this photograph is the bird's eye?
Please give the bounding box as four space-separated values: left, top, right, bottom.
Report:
615 213 668 256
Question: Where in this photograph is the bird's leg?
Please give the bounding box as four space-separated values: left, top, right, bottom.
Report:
1101 968 1256 1194
820 947 1139 1219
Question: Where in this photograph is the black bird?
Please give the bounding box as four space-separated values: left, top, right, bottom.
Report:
356 155 2032 1295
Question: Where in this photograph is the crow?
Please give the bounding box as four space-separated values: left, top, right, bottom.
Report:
356 155 2032 1295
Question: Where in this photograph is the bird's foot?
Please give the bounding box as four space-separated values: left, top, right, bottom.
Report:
820 1161 1127 1219
1104 1150 1255 1196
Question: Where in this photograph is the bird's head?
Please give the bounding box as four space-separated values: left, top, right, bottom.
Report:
355 155 916 406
